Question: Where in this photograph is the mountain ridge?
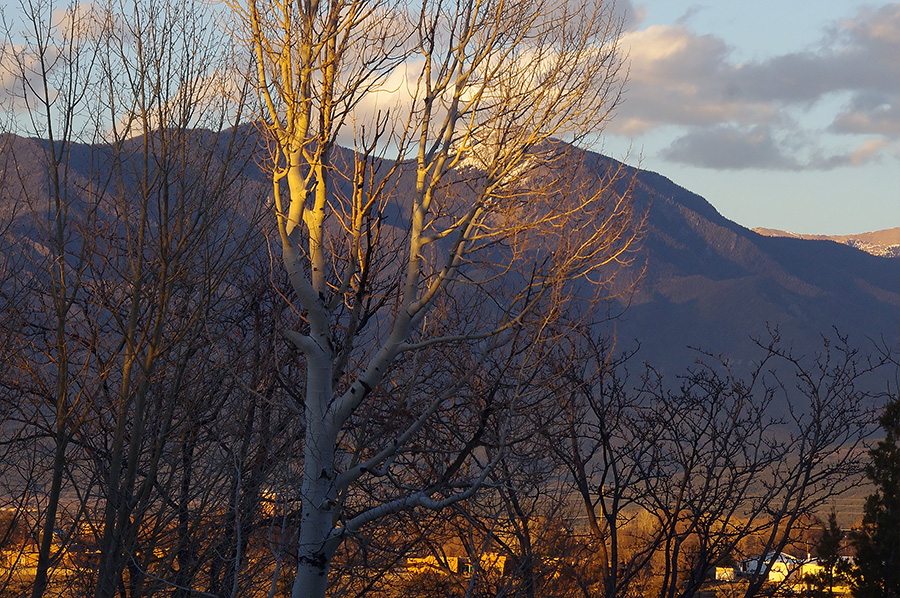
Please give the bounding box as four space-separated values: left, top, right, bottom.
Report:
582 154 900 375
3 132 897 378
754 227 900 258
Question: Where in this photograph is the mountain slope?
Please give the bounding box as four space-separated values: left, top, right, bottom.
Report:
754 227 900 258
3 132 897 378
601 156 900 374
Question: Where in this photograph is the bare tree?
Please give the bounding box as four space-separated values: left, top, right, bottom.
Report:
0 1 109 593
545 331 885 598
0 1 288 597
227 0 638 595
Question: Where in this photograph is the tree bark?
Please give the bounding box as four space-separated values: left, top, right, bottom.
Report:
293 353 338 598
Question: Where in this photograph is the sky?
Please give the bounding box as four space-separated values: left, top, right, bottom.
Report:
604 0 900 234
0 0 896 235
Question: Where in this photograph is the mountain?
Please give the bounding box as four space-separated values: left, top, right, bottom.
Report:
754 227 900 258
3 132 897 380
597 155 900 376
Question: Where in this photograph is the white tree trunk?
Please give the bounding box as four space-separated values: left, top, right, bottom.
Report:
293 349 337 598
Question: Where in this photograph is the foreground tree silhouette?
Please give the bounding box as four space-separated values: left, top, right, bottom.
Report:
851 399 900 598
0 1 285 597
227 0 638 595
542 332 881 598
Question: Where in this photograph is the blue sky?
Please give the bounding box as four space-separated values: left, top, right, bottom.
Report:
604 1 900 234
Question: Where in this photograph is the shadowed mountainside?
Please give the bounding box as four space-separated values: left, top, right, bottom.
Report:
601 155 900 375
3 131 898 379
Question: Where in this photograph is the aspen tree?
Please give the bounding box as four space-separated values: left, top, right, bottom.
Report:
228 0 637 595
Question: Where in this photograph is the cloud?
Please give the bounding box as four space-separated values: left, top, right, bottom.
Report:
51 2 111 42
0 2 113 113
840 4 900 46
611 25 775 135
613 3 900 169
113 68 246 139
850 138 892 165
661 124 890 171
660 125 797 170
613 0 646 31
731 5 900 103
0 43 61 109
675 5 705 26
831 93 900 136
